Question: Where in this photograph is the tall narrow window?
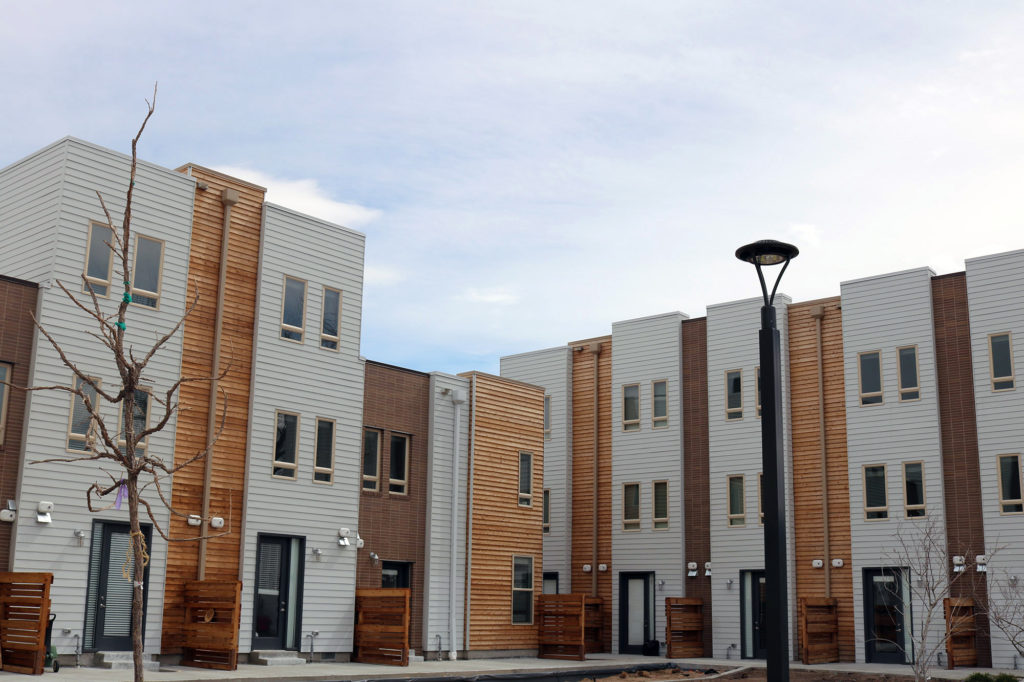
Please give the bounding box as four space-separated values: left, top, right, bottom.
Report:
314 418 335 483
859 351 883 405
272 411 299 479
389 434 409 494
755 367 762 418
652 380 668 428
998 454 1023 514
543 489 550 533
67 376 100 452
653 481 668 529
0 363 10 444
758 472 764 524
518 451 533 506
897 346 920 401
131 236 163 308
117 389 151 456
727 475 745 526
83 222 113 296
362 429 381 491
990 333 1015 391
543 396 551 440
623 483 640 531
280 276 307 342
864 464 888 520
512 556 534 624
726 370 743 420
903 461 926 517
622 384 640 431
320 287 342 350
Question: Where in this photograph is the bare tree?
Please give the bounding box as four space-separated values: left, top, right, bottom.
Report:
985 570 1024 666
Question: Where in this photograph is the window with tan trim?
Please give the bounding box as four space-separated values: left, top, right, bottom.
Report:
313 418 335 484
998 454 1023 514
653 480 668 529
897 346 920 401
518 451 533 506
116 388 151 456
623 482 640 531
758 472 764 525
755 367 761 418
543 396 551 440
726 370 742 420
0 363 10 445
859 351 883 405
280 276 307 342
512 555 534 624
989 333 1015 391
320 287 342 350
903 461 926 517
652 380 668 428
273 411 300 479
67 376 101 452
362 428 381 491
389 433 409 494
131 235 164 309
622 384 640 431
863 464 888 520
543 489 550 533
727 475 745 526
83 221 113 297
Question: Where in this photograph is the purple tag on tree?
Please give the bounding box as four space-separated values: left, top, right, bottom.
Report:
115 480 127 510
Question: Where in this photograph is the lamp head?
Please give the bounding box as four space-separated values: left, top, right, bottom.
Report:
735 240 799 266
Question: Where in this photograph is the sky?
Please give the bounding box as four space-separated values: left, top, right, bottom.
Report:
3 2 1024 375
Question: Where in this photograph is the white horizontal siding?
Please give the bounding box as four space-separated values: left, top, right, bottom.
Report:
0 139 65 282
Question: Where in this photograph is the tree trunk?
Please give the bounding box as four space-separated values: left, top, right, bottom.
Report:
128 474 145 682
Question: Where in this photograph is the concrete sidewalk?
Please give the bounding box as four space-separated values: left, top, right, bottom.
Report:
4 654 1019 681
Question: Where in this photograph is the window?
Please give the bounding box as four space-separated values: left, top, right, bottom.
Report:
653 481 668 529
131 236 163 308
273 411 299 479
389 433 409 494
726 370 743 420
758 472 764 525
0 363 10 445
652 380 668 428
543 396 551 440
623 482 640 531
863 464 888 520
362 429 381 491
897 346 920 401
727 475 745 526
543 489 550 533
116 389 151 456
313 418 335 483
622 384 640 431
858 351 883 405
998 454 1023 514
903 461 926 517
83 222 113 296
320 287 341 350
280 276 307 342
512 556 534 624
518 451 533 506
67 376 100 452
989 333 1015 391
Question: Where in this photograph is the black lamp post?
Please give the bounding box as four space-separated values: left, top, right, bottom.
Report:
735 239 799 682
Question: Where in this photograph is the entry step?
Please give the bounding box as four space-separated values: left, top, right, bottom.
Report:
95 651 160 671
252 650 307 666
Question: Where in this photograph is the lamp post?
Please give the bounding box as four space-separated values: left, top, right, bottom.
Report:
735 239 799 682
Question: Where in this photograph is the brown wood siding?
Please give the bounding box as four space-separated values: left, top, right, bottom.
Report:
160 168 265 651
932 272 991 667
787 298 855 662
0 276 39 570
357 361 429 653
568 337 612 652
681 318 712 654
463 372 544 651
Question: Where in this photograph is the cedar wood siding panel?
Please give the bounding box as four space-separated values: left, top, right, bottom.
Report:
7 139 196 653
965 249 1024 669
422 373 469 655
500 347 572 593
609 312 686 653
707 296 795 660
787 298 855 662
840 268 947 664
570 336 613 651
463 372 544 652
239 204 365 654
161 166 265 650
0 139 65 283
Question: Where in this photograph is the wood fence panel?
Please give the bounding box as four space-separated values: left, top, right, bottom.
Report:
584 597 604 654
0 572 52 675
181 580 242 671
537 594 586 660
665 597 703 658
354 589 409 666
944 597 977 669
798 597 838 664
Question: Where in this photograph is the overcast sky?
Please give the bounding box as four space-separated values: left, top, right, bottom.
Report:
3 2 1023 374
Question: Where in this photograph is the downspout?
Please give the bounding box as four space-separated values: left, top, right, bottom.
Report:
463 375 477 654
449 388 466 660
197 187 239 579
590 342 601 598
810 305 831 597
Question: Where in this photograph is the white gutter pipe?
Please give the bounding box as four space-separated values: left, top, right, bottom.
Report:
449 388 466 660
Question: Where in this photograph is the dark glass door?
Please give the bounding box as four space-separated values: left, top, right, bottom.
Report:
618 572 653 654
741 570 767 659
90 522 152 651
864 568 908 664
253 535 303 650
381 561 411 589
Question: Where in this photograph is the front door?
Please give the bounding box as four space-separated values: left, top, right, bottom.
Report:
543 571 559 594
740 570 767 659
864 568 909 664
618 572 654 654
86 521 152 651
253 535 304 650
381 561 411 589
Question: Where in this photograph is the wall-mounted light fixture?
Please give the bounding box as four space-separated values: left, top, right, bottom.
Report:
187 515 202 527
811 559 824 569
831 558 844 568
976 555 989 573
210 517 224 529
36 501 53 523
705 561 712 577
687 561 698 578
369 552 379 564
953 555 966 573
726 578 734 589
598 563 608 572
338 537 350 547
1009 575 1019 587
657 580 665 591
73 529 87 546
311 547 322 561
582 564 592 573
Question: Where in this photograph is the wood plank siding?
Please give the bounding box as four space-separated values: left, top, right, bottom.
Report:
787 297 854 662
161 166 265 650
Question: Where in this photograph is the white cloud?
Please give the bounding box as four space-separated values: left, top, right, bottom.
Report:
785 224 822 249
456 288 519 305
365 265 404 287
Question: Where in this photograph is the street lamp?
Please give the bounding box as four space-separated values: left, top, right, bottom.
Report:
735 239 798 682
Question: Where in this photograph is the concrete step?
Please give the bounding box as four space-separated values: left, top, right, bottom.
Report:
409 650 424 663
95 651 160 671
252 650 307 666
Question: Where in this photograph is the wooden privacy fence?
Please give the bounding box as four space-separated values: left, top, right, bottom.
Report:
353 588 410 666
665 597 703 658
798 597 839 664
584 597 604 654
181 580 242 671
944 597 977 669
0 572 53 675
537 594 605 660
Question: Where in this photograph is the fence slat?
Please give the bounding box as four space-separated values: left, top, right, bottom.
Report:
353 589 409 666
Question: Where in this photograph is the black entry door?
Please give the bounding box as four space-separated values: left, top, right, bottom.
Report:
253 535 303 650
618 572 654 654
90 522 152 651
740 570 767 659
381 561 411 589
864 568 909 664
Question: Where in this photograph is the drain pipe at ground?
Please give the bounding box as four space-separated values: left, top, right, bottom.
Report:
590 342 601 598
811 305 831 597
449 387 466 660
463 375 477 654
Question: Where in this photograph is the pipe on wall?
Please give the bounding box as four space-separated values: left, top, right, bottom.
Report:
463 374 477 654
810 304 831 597
448 388 466 660
589 342 601 598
